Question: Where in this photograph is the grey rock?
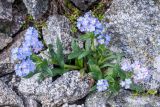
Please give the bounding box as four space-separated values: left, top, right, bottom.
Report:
23 0 48 19
24 97 40 107
85 92 111 107
105 0 160 89
62 103 85 107
85 90 160 107
0 0 26 37
11 0 27 36
18 71 92 106
0 0 12 21
0 30 26 75
43 15 72 54
0 63 14 77
109 90 160 107
0 80 24 107
70 0 98 11
0 33 12 50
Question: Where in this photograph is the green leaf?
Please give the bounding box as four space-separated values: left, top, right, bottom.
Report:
68 51 82 59
71 39 80 52
130 84 143 93
51 68 65 76
85 39 91 51
46 67 53 76
36 59 52 76
88 58 96 65
105 76 115 83
80 68 85 77
79 32 94 41
48 44 57 64
78 51 90 59
75 58 83 68
89 85 97 92
109 81 120 93
68 39 83 60
116 53 123 64
24 71 37 78
38 73 46 80
100 63 114 68
30 54 42 63
89 64 102 80
56 37 64 68
114 65 126 80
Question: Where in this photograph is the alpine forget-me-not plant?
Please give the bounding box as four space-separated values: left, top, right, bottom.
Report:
11 27 44 77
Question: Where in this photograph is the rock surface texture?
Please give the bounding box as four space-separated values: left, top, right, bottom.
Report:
85 92 110 107
0 30 26 76
0 0 12 21
18 71 91 107
70 0 98 11
0 33 12 50
105 0 160 89
0 79 24 107
0 0 26 36
23 0 48 19
85 90 160 107
43 15 73 54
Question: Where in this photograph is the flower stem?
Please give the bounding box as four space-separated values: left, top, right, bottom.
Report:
64 64 80 70
91 37 96 51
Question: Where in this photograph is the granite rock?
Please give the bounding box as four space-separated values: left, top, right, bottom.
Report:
85 90 160 107
105 0 160 89
0 33 12 50
70 0 98 11
0 30 26 75
0 80 24 107
85 92 110 107
18 71 92 106
23 97 40 107
0 0 26 37
62 103 84 107
0 0 12 21
43 15 72 54
23 0 48 19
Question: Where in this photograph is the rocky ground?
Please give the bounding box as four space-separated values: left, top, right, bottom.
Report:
0 0 160 107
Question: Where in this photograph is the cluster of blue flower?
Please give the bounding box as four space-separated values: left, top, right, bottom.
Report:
120 78 132 89
77 12 111 45
96 79 109 92
11 27 43 77
77 12 111 92
121 60 150 83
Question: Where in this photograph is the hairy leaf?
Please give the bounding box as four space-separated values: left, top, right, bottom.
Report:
89 64 102 80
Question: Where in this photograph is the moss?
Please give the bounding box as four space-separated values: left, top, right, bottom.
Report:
62 0 111 33
21 14 47 48
64 0 82 33
92 1 110 21
21 15 47 30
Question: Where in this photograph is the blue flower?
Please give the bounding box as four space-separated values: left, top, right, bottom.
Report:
104 34 111 45
96 79 109 92
77 11 111 45
77 12 98 32
132 62 151 83
12 46 31 61
121 59 132 71
11 27 44 77
15 58 36 77
11 48 19 62
32 41 44 53
97 34 111 45
120 78 132 89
